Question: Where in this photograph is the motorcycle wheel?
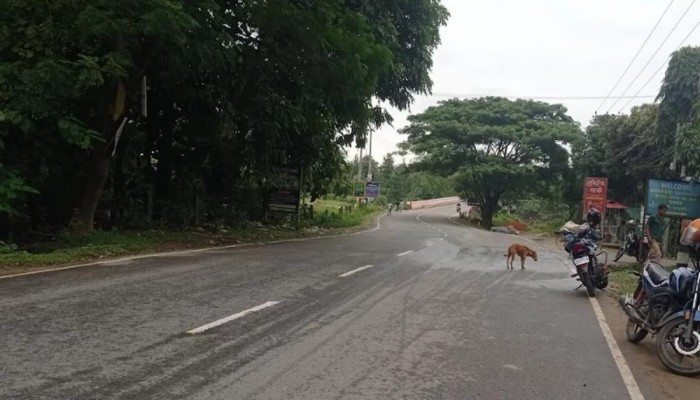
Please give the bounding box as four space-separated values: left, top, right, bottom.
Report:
614 247 625 262
656 317 700 377
639 246 649 263
626 284 648 343
595 274 609 289
627 319 649 343
579 270 596 297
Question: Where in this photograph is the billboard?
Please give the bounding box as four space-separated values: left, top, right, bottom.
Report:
647 179 700 219
583 177 608 218
268 167 302 214
365 181 380 198
353 181 365 198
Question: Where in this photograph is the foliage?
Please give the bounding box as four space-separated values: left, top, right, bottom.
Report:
0 0 448 243
0 168 38 214
492 212 520 228
572 104 664 207
371 155 454 203
657 47 700 145
307 206 378 229
402 97 580 228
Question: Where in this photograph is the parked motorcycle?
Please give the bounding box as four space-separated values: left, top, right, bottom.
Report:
621 219 700 376
619 261 684 343
613 221 649 262
655 220 700 376
564 226 609 297
655 262 700 376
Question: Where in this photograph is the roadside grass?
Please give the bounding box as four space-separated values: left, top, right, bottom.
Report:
0 206 381 272
526 220 563 235
608 263 640 297
312 198 354 211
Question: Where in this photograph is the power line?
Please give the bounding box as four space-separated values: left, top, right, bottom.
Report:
596 0 675 113
606 0 697 113
618 17 700 112
429 93 656 101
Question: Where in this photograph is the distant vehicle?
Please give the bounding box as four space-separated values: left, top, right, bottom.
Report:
457 199 470 218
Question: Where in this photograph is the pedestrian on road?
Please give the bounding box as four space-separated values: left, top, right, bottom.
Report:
646 204 669 261
395 201 401 213
387 203 393 216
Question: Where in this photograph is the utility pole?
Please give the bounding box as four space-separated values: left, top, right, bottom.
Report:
367 130 373 181
357 147 363 181
671 122 680 173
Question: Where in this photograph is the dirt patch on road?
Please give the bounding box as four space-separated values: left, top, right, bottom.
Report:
598 294 700 399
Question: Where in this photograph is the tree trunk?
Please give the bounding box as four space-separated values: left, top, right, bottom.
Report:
77 139 112 232
481 197 499 229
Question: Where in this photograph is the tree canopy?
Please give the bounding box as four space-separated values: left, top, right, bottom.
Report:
401 97 580 228
0 0 449 241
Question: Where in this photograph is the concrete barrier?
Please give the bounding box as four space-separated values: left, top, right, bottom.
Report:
406 196 460 210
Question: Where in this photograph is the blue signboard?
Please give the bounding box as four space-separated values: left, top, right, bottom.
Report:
647 179 700 218
365 181 380 198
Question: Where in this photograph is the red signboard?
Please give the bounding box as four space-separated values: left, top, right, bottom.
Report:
583 177 608 218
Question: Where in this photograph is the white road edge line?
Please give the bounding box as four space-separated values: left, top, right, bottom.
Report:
339 265 374 278
425 242 434 247
588 297 645 400
186 301 280 335
558 258 644 400
396 250 413 257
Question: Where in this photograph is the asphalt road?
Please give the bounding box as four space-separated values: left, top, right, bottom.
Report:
1 207 658 399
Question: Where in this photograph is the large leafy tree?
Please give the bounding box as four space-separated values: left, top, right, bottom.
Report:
401 97 580 228
658 46 700 178
573 104 664 206
0 0 449 238
657 46 700 144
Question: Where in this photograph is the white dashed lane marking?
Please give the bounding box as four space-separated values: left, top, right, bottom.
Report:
186 301 280 335
339 265 374 277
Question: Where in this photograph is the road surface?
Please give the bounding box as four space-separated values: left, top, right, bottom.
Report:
1 207 658 399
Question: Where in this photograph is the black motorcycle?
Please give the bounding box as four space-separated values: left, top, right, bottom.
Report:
564 227 609 297
614 231 649 263
619 260 679 343
620 247 700 376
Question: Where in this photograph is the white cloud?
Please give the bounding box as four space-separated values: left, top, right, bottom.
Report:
351 0 700 161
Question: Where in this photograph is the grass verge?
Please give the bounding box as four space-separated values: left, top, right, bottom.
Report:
607 263 640 298
0 208 381 276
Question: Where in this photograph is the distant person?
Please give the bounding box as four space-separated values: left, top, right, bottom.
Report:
395 201 401 213
387 203 394 216
646 204 669 261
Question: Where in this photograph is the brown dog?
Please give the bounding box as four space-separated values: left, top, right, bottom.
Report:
504 244 538 270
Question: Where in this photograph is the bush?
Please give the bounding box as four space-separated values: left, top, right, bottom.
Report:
0 241 18 254
492 212 520 227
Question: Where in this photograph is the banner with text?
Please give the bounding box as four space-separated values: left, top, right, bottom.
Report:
583 177 608 218
365 181 380 198
647 179 700 219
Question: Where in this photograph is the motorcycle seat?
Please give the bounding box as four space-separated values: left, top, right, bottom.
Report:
644 261 671 286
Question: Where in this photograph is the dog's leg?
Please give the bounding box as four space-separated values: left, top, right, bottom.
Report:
520 255 526 270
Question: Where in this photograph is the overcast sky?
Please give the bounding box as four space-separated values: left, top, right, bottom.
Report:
352 0 700 162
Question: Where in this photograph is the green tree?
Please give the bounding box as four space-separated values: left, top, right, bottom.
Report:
657 46 700 147
402 97 580 228
0 0 449 240
658 46 700 178
572 104 664 207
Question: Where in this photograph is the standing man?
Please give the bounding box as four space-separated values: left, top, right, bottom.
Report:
646 204 669 261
